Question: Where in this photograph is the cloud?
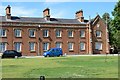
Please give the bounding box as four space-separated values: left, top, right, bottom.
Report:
12 6 38 17
0 4 68 19
51 10 66 18
0 5 38 17
0 5 5 16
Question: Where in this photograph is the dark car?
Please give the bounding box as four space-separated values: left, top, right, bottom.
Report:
2 50 22 58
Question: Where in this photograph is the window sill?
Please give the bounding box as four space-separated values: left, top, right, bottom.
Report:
68 37 74 39
95 49 102 51
43 50 48 52
56 37 62 38
0 36 7 38
15 37 22 38
68 36 74 38
96 37 101 38
56 36 62 38
80 50 85 51
69 50 74 52
29 36 36 38
17 51 22 53
43 36 49 38
80 37 86 39
30 51 36 52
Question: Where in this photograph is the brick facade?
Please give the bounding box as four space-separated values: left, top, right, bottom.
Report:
0 5 109 56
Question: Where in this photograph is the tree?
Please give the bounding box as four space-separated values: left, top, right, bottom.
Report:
111 0 120 49
102 1 120 50
112 0 120 30
102 13 113 46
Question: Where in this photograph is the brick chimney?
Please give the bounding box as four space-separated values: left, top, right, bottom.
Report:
75 9 84 22
5 5 11 19
43 8 50 21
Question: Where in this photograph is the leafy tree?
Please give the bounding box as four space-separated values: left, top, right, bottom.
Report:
112 0 120 30
111 0 120 48
102 13 113 46
111 0 120 49
102 1 120 50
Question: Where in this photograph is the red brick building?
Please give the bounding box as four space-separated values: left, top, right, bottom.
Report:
0 5 109 56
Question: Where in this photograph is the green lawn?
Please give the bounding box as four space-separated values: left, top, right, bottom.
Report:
1 56 118 78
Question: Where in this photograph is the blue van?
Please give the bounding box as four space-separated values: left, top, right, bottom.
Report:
43 48 63 57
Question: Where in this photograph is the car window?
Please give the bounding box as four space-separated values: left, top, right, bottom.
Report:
52 49 55 52
9 51 14 53
56 49 59 52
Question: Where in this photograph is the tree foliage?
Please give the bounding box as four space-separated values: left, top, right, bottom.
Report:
112 0 120 30
102 1 120 49
111 1 120 48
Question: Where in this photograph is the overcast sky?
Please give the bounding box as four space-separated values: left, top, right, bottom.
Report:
0 2 117 19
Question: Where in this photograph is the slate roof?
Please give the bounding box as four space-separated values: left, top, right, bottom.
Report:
1 16 89 24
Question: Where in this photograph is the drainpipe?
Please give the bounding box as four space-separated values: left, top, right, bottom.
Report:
106 16 109 54
38 25 41 56
88 16 91 54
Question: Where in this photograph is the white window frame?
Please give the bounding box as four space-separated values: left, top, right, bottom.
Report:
14 29 21 37
0 42 7 52
56 30 62 37
56 42 62 48
68 42 74 51
29 29 36 37
68 30 73 37
43 30 49 37
29 42 35 51
95 42 102 50
96 30 101 37
80 30 85 37
80 42 85 50
43 42 49 51
0 29 7 37
14 42 21 52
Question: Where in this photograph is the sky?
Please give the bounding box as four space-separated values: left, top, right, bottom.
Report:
0 2 117 19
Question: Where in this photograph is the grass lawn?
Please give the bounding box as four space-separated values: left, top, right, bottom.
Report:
1 56 118 78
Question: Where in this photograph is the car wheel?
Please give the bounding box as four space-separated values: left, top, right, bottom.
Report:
57 55 59 57
15 56 18 58
46 55 50 57
59 54 62 57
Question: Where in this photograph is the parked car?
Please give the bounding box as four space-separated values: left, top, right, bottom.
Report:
43 48 63 57
2 50 22 58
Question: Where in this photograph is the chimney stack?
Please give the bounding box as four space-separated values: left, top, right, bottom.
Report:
43 8 50 21
75 9 84 22
5 5 11 19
